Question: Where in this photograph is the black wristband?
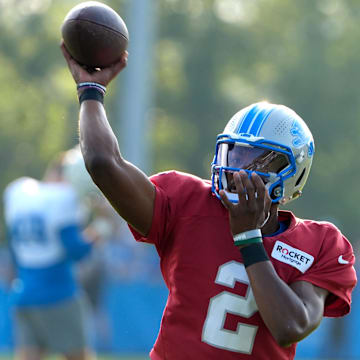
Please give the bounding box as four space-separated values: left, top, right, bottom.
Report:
78 87 104 105
240 242 270 268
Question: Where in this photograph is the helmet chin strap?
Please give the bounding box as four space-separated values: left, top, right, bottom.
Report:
260 211 271 228
220 190 270 228
220 169 283 204
220 171 240 202
223 190 239 202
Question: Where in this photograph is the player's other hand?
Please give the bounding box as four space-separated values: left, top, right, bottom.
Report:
219 171 271 235
60 41 128 87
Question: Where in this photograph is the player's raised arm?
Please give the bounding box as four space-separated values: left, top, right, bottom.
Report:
60 43 155 236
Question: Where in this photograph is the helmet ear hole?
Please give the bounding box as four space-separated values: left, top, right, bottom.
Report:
271 186 283 200
295 168 306 187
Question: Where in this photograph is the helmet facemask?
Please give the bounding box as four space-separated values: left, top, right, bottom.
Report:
211 135 296 203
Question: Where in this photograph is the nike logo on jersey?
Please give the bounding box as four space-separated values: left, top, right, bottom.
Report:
271 241 314 273
338 255 349 265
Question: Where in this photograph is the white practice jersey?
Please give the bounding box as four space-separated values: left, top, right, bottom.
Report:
4 177 83 268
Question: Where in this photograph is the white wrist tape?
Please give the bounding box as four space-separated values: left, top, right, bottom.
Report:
233 229 262 243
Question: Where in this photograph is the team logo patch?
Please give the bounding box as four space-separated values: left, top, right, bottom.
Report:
290 120 310 148
271 241 314 273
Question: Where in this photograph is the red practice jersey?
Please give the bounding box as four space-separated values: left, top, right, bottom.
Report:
130 171 357 360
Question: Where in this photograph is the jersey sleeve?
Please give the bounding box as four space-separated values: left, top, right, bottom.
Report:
129 172 176 249
295 223 357 317
59 224 92 261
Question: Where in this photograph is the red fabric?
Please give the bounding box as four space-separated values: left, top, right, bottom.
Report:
129 171 357 360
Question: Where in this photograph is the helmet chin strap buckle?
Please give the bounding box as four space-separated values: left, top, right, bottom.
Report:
268 183 284 203
273 186 283 197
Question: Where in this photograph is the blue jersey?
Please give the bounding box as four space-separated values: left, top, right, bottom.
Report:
3 177 92 306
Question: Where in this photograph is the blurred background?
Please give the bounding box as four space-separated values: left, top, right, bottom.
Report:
0 0 359 359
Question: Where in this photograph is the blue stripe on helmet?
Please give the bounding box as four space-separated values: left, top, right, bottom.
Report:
248 105 274 136
236 103 261 134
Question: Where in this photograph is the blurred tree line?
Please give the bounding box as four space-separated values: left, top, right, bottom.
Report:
0 0 359 246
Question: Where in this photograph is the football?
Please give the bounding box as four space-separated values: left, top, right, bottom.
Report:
61 1 129 68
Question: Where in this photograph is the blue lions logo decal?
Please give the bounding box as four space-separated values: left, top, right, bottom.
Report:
290 120 310 148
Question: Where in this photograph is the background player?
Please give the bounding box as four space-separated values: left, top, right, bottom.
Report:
3 153 96 360
61 43 357 359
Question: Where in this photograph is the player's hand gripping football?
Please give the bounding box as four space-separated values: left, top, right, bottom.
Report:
60 41 128 87
220 170 271 236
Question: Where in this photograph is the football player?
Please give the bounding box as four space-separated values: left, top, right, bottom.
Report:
3 153 96 360
61 43 357 360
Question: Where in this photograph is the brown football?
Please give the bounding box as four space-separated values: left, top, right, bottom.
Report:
61 1 129 68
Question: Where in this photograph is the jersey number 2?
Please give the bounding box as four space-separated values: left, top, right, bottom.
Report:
202 261 258 354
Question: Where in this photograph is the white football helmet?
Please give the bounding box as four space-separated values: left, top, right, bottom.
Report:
211 102 315 204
